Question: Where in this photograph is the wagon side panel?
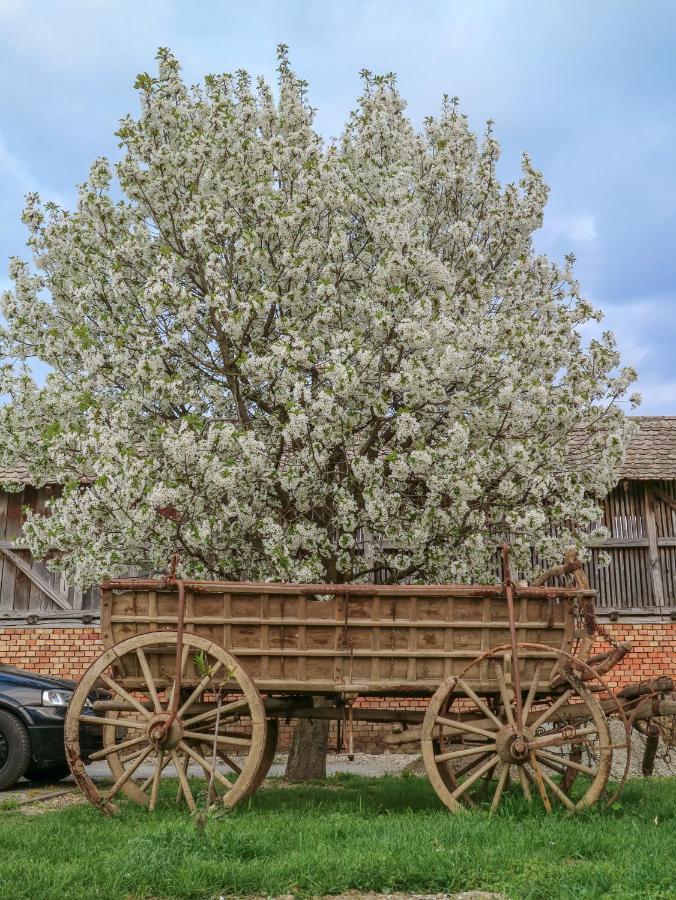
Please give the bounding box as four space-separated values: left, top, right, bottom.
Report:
102 582 583 694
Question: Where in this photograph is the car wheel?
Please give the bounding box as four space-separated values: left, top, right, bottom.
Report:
26 763 71 784
0 709 32 790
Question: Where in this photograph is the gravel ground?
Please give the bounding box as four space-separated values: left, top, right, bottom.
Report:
608 718 676 780
0 753 418 813
74 751 419 785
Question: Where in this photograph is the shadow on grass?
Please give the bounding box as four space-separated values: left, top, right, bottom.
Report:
228 771 670 823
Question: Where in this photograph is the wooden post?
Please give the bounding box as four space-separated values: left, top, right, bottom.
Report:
643 483 665 609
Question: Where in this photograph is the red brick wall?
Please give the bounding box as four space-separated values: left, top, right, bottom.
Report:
1 623 673 753
0 627 103 680
595 622 675 690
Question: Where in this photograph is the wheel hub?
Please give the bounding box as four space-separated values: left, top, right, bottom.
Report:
496 724 533 764
147 714 183 750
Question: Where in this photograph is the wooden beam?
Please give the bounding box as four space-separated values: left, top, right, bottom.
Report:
0 611 98 625
652 486 676 515
643 483 665 608
0 547 72 611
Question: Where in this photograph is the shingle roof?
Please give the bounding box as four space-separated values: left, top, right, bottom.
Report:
0 463 33 485
619 416 676 480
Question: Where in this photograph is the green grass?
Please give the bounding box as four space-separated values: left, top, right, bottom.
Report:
0 774 674 900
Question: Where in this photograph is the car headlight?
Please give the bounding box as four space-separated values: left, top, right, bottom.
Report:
42 689 73 707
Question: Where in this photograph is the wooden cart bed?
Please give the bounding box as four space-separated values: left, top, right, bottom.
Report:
101 580 591 695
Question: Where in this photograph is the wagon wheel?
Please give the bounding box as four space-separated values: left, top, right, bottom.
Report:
248 717 279 794
421 642 628 815
65 631 266 815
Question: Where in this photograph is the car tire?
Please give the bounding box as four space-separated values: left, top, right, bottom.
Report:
26 763 71 784
0 709 32 790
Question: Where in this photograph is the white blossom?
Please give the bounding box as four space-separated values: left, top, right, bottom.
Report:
0 48 636 586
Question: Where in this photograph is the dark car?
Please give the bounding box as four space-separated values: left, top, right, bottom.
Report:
0 665 104 789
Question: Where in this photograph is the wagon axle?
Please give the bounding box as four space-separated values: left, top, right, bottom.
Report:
497 729 531 764
147 715 183 750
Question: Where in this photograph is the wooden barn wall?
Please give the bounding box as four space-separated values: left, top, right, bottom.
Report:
0 480 674 623
586 480 676 616
0 485 98 623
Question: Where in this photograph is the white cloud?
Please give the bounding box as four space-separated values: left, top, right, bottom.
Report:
0 0 168 71
580 294 676 414
539 212 597 248
0 137 34 191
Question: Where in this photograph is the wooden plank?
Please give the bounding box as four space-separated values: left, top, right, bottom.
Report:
107 614 567 630
0 490 22 610
0 547 72 611
0 609 100 622
0 492 8 609
644 483 665 609
30 487 56 611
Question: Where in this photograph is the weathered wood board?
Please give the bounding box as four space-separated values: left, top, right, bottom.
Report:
101 581 584 695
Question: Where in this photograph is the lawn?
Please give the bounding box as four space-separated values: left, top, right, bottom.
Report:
0 774 674 900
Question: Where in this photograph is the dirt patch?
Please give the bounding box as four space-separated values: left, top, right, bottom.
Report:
242 894 505 900
0 785 85 815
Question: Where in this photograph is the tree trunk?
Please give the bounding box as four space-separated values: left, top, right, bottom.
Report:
284 696 333 781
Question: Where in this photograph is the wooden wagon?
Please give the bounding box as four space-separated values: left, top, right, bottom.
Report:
64 550 675 815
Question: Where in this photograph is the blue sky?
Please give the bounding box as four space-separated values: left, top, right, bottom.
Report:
1 0 675 413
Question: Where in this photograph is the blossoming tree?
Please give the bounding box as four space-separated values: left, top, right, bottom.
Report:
0 48 636 778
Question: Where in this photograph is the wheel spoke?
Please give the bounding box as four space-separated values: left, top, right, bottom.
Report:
537 766 576 811
535 754 567 776
119 745 152 765
175 752 190 803
166 645 191 710
490 764 510 815
171 749 196 811
452 751 494 780
493 663 514 726
79 715 146 730
436 715 496 740
99 673 152 719
136 649 162 713
183 730 251 748
522 663 543 721
451 754 500 801
216 750 242 775
530 689 574 731
435 743 497 764
183 699 249 728
528 751 552 813
537 748 598 776
178 740 233 790
149 750 164 811
176 661 225 719
455 679 503 729
517 764 532 803
139 752 172 793
89 733 146 760
107 744 154 800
